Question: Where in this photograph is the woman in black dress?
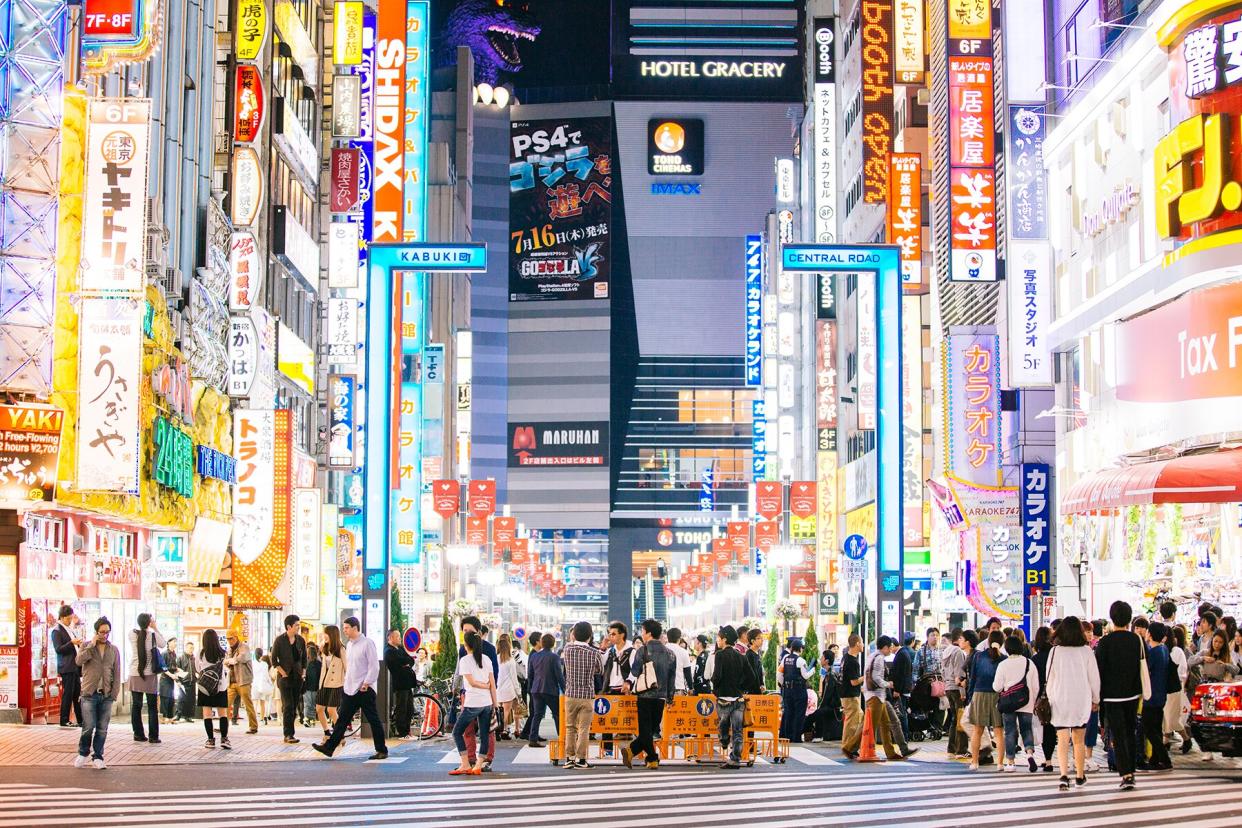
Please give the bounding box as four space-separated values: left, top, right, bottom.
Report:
196 629 232 749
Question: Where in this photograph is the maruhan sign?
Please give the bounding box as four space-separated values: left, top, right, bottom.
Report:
640 60 789 79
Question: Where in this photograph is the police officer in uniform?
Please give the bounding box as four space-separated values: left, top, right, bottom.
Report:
778 638 815 743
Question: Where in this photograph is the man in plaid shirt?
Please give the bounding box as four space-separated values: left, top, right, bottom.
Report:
561 621 603 768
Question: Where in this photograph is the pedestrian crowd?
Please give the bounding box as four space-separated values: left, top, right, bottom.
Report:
53 599 1240 785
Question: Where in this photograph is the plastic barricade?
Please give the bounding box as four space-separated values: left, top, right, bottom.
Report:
549 694 637 764
742 693 790 764
659 694 720 761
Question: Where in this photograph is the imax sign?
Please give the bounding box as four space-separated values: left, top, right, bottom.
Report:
650 182 701 196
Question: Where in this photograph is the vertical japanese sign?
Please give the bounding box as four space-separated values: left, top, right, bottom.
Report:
699 465 715 512
327 375 355 468
76 299 142 492
232 410 276 564
234 0 268 60
856 277 877 430
1007 106 1048 240
943 334 1001 486
751 399 767 481
947 50 996 282
293 488 322 619
1006 104 1052 386
812 17 838 243
508 117 613 301
232 409 291 608
744 234 763 387
229 232 259 311
332 0 364 65
894 0 925 83
860 0 894 204
815 320 837 442
372 0 405 243
402 0 429 242
233 65 265 143
326 297 358 364
329 147 360 213
902 296 924 546
887 153 922 287
1020 462 1052 635
815 451 838 584
81 99 150 294
346 9 376 282
391 306 423 565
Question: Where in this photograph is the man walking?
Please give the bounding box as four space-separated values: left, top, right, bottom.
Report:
457 616 499 768
711 625 758 768
891 633 916 740
312 616 388 760
385 629 417 739
518 632 541 741
74 617 122 769
158 638 180 723
839 634 866 759
224 632 257 733
1096 600 1144 791
600 622 633 757
52 605 83 728
270 614 307 744
942 629 969 757
527 633 563 747
622 619 676 770
561 621 602 768
861 636 905 762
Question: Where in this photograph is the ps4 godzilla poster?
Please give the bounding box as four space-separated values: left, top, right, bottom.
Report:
508 117 613 302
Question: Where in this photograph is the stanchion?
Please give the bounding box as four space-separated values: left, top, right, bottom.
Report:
856 706 883 762
422 701 441 738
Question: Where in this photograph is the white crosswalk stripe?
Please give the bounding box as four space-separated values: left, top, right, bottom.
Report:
2 769 1241 827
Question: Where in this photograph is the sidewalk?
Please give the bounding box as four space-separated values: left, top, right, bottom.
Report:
0 718 430 767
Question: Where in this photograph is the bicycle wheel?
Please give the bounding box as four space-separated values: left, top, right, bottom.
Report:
411 692 445 739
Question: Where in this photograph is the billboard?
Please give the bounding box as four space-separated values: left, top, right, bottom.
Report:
947 54 997 282
81 99 150 294
509 116 612 301
745 235 763 386
0 405 63 507
508 421 609 467
76 299 142 492
1020 463 1052 635
232 409 293 609
860 0 894 204
888 153 922 288
943 333 1002 487
648 118 703 175
372 0 405 243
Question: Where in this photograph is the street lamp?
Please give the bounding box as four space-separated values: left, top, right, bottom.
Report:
445 544 481 567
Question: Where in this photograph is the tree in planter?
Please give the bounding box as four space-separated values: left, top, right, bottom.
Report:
803 622 820 694
390 582 409 634
430 615 458 680
763 627 780 691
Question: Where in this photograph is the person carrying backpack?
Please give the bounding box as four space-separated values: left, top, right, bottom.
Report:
993 634 1041 772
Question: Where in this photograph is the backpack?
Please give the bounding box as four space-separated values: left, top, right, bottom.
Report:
196 659 223 697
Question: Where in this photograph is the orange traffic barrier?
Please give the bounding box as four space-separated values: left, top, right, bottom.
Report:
422 699 441 738
856 706 882 762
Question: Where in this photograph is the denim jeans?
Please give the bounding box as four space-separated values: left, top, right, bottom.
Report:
717 699 744 763
79 691 114 759
1002 711 1035 759
453 705 493 755
527 692 560 742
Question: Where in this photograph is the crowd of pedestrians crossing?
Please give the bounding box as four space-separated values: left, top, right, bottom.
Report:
51 599 1240 784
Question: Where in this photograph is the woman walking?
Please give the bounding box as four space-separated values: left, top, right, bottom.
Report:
451 631 496 776
994 635 1041 772
966 630 1006 771
1031 626 1058 771
197 629 232 749
1046 616 1100 791
127 613 166 744
251 653 274 722
496 635 521 739
1169 625 1193 754
302 643 321 727
316 625 345 738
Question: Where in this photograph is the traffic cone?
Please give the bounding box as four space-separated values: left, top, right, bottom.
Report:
422 700 441 737
856 707 883 762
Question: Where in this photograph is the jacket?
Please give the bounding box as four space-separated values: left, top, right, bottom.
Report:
126 628 166 679
941 645 967 689
225 641 253 686
384 643 417 691
711 645 758 699
51 623 80 675
992 653 1041 715
270 633 307 681
1046 645 1100 729
891 646 915 694
528 648 564 696
76 641 123 700
630 640 677 702
862 650 890 702
967 650 1002 700
304 659 322 692
1145 643 1171 709
320 652 345 689
1095 630 1144 702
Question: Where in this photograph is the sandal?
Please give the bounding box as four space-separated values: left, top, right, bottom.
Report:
448 768 472 776
468 768 483 775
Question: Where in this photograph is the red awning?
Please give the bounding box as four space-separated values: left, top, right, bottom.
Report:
1061 449 1242 513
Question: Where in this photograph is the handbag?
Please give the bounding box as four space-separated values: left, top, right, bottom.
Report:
514 696 529 718
997 658 1031 714
1034 648 1054 726
1139 639 1152 701
929 676 947 698
741 698 755 728
632 645 660 695
152 646 168 675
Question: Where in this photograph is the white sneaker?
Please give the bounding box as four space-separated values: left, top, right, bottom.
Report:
73 755 90 768
968 761 979 770
1003 762 1017 773
92 758 107 770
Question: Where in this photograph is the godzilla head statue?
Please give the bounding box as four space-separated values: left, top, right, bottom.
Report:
437 0 542 86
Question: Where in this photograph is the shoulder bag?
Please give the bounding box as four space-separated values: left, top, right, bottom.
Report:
997 658 1031 714
632 645 660 694
1139 638 1152 701
1033 648 1054 726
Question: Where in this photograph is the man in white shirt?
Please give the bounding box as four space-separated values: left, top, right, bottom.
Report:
313 616 388 760
666 628 693 693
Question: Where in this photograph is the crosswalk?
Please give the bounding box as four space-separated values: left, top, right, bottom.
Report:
423 741 942 767
4 768 1242 827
